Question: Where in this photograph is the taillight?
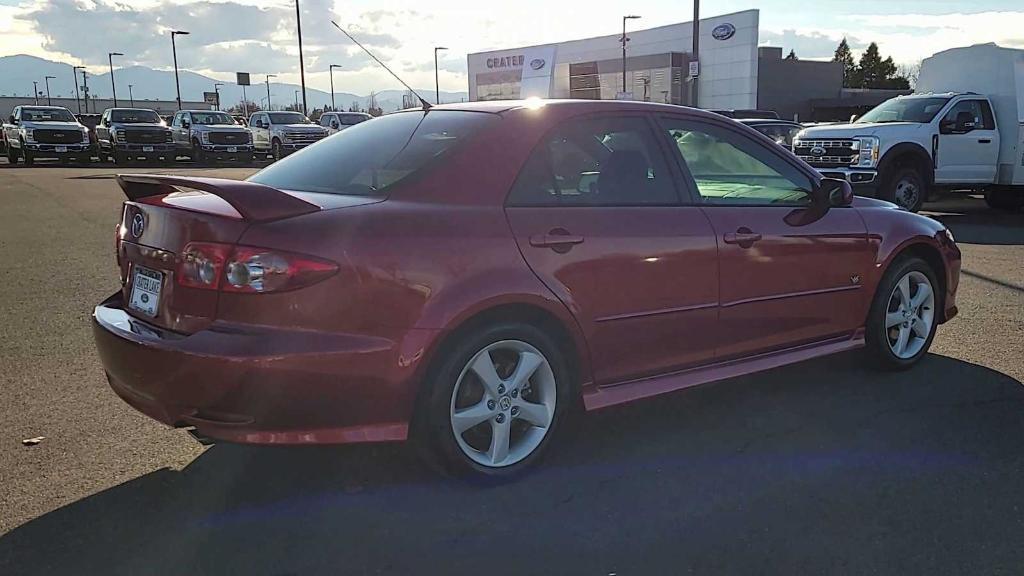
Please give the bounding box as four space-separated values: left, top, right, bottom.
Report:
176 242 337 293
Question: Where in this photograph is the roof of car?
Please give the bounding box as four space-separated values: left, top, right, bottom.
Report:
736 118 802 126
402 99 729 121
179 109 231 113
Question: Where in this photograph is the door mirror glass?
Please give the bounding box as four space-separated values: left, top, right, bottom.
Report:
8 115 15 124
818 177 853 207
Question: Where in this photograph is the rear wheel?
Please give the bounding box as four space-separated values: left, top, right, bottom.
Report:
984 188 1023 212
884 168 926 212
865 257 939 370
418 322 571 479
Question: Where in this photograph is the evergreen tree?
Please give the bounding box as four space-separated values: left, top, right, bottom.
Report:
833 37 856 87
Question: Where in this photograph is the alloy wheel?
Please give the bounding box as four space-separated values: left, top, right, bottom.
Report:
884 270 935 359
449 340 557 468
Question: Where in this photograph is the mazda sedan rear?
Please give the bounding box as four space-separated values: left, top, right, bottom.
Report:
93 100 960 478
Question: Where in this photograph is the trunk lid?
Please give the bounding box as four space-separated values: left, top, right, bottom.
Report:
115 175 325 333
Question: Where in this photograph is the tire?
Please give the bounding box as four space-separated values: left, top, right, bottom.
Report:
883 168 926 212
417 321 573 479
112 151 128 164
192 140 205 164
984 188 1023 212
6 145 18 164
271 138 283 162
865 256 940 370
22 149 33 166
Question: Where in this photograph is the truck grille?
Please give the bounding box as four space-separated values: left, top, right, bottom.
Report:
125 129 171 144
794 139 857 168
34 129 83 144
284 131 326 145
208 132 248 145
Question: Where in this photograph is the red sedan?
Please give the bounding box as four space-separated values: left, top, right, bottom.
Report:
93 100 961 478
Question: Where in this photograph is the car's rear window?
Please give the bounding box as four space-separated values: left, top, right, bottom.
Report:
249 110 499 196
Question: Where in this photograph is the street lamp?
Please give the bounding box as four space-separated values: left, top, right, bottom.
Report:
213 83 224 110
265 74 276 110
434 47 447 105
44 76 56 106
72 65 85 113
108 52 123 106
128 84 134 107
294 90 300 110
294 0 308 115
328 64 342 110
691 0 700 107
32 81 38 105
170 30 190 110
621 15 641 95
79 69 90 113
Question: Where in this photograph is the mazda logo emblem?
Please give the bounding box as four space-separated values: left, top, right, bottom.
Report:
131 213 145 238
810 146 826 157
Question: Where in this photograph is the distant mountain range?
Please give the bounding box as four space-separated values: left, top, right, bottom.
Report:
0 54 468 112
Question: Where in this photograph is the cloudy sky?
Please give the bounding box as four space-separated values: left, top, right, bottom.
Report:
1 0 1022 94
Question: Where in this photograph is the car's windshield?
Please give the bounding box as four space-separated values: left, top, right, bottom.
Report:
250 110 498 196
190 112 235 125
856 96 950 124
20 108 75 122
268 112 311 124
110 109 162 124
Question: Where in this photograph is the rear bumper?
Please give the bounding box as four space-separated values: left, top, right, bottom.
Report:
91 292 432 444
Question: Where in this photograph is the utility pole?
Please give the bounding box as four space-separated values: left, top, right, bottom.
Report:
692 0 700 107
171 30 190 110
214 83 223 110
329 64 342 110
81 70 90 113
265 74 276 110
294 0 308 115
32 81 38 105
294 90 300 110
44 76 55 105
621 15 641 95
72 65 84 113
128 84 134 107
434 47 447 104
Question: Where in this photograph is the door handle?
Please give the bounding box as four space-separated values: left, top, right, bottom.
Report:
723 230 762 246
978 138 992 144
530 233 584 248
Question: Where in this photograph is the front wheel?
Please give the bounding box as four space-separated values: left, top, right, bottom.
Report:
22 149 34 166
418 322 572 479
865 257 939 370
271 139 283 161
6 145 18 164
884 168 926 212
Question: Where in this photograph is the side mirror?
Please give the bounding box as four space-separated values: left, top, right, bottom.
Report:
818 177 854 207
181 120 190 129
849 114 859 123
331 121 339 129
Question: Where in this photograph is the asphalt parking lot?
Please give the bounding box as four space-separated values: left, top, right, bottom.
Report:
1 161 1022 575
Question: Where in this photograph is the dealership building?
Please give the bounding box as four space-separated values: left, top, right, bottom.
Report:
467 9 901 121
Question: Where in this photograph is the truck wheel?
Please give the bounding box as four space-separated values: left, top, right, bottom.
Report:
884 168 925 212
984 188 1023 212
6 145 18 164
22 149 34 166
112 151 128 164
191 140 206 163
271 138 283 161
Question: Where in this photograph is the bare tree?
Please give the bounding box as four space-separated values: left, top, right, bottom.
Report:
898 61 922 89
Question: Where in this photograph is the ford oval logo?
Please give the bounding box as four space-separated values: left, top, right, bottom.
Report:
530 58 545 71
712 23 736 41
131 213 145 238
810 146 826 157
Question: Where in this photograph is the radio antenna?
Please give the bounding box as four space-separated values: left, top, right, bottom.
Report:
330 20 432 109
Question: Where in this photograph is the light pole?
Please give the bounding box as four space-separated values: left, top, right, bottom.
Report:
32 81 39 104
72 65 84 113
80 70 90 113
621 15 641 95
328 64 342 110
44 76 55 105
691 0 700 107
213 83 223 110
265 74 276 110
128 84 135 106
170 30 190 110
294 90 300 110
108 52 123 107
294 0 308 115
434 46 447 105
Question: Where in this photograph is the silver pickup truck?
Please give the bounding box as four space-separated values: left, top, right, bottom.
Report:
169 110 254 164
4 105 94 165
248 111 328 160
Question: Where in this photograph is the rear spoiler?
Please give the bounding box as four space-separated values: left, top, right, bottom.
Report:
115 174 320 222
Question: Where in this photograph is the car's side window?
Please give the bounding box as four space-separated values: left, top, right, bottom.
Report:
660 118 814 206
12 107 20 121
320 114 332 127
171 113 180 127
944 100 994 130
507 115 679 207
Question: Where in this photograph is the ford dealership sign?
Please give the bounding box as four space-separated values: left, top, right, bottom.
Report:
711 23 736 41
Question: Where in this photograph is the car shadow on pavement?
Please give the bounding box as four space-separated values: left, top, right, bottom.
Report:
925 195 1024 246
2 352 1024 575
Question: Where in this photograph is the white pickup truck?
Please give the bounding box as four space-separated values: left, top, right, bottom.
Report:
794 43 1024 212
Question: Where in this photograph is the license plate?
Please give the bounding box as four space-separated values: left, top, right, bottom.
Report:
128 266 162 317
55 146 68 153
143 146 154 152
227 146 237 153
